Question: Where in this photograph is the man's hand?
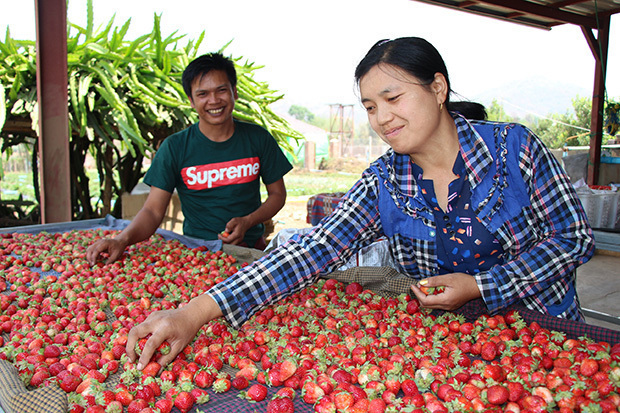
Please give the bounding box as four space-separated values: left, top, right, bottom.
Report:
410 272 481 311
86 238 128 265
218 216 252 245
126 294 223 370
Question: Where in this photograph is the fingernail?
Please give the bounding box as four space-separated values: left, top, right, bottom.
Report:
137 363 143 370
419 279 428 285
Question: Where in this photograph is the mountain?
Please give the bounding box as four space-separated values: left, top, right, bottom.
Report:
470 76 591 118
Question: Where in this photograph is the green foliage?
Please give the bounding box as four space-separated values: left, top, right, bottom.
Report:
0 2 302 221
288 104 315 123
527 96 593 148
486 99 514 123
0 82 5 176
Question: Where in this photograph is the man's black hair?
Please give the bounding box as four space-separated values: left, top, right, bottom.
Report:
182 53 237 98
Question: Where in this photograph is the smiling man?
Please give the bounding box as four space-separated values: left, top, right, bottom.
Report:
86 53 293 265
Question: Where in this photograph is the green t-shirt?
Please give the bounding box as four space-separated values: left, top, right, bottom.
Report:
143 120 293 245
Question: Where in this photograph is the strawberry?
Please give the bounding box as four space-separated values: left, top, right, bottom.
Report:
486 384 509 405
154 399 173 413
480 341 498 361
279 358 298 382
580 358 599 377
231 376 250 390
401 378 419 397
302 381 325 404
333 389 355 410
174 390 196 413
59 373 81 393
134 384 155 404
141 361 161 377
114 388 134 406
212 374 231 393
240 383 268 402
126 399 148 413
191 388 210 404
267 397 295 413
506 380 525 402
194 368 215 388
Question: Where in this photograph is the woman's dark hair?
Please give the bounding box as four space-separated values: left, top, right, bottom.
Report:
355 37 486 120
182 53 237 98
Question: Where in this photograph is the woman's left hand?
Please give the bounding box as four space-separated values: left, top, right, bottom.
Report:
410 272 481 311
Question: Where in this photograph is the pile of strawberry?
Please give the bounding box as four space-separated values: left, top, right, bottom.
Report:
0 228 619 413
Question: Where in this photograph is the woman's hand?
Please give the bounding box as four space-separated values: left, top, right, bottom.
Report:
126 294 223 371
410 272 481 311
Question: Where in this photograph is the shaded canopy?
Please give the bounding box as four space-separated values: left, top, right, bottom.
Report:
412 0 620 30
412 0 619 185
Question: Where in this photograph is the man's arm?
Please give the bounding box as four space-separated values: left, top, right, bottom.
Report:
219 178 287 244
86 187 173 264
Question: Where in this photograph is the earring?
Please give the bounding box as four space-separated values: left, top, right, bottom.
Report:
439 102 444 112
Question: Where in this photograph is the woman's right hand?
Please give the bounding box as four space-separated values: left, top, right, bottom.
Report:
125 294 223 371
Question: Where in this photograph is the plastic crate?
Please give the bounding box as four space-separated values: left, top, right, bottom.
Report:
577 190 620 229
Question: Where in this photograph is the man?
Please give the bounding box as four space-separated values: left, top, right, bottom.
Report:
86 53 292 265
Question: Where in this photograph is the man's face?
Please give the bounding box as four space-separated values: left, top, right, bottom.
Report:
189 69 237 128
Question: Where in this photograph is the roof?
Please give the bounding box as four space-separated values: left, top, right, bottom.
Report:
411 0 620 30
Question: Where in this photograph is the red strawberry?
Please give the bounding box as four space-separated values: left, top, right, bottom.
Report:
580 358 599 377
174 391 196 413
506 380 525 402
30 369 50 387
302 381 325 404
368 398 387 413
43 344 62 359
141 361 161 377
480 341 498 361
241 383 268 402
279 359 298 382
191 388 210 404
114 388 134 406
127 399 148 413
59 373 81 393
333 389 355 410
134 384 155 404
267 397 295 413
401 379 419 397
154 399 173 413
194 369 215 388
232 376 250 390
212 375 231 393
486 384 509 405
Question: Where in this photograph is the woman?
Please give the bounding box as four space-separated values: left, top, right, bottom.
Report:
126 37 595 370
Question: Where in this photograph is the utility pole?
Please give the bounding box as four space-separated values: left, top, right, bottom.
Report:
328 104 354 158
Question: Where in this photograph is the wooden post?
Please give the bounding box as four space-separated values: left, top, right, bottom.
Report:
35 0 71 223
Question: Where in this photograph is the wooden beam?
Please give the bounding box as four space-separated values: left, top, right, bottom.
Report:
35 0 71 223
465 0 598 27
582 16 610 185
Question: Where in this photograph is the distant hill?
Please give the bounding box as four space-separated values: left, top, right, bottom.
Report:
470 76 591 118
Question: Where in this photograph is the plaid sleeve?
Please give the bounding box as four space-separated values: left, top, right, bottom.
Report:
475 126 595 318
207 173 383 328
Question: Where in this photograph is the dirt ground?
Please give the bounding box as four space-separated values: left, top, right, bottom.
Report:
264 196 313 244
264 158 369 243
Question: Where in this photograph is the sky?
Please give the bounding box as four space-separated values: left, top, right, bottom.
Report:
1 0 619 119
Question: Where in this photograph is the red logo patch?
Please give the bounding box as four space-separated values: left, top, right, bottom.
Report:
182 157 260 189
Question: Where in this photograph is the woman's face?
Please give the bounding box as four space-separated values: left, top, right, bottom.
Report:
359 64 445 155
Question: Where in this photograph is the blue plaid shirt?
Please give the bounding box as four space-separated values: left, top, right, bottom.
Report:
208 114 595 327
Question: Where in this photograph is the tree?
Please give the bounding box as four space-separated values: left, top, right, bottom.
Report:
288 104 315 123
486 99 513 123
0 2 302 223
529 96 593 149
